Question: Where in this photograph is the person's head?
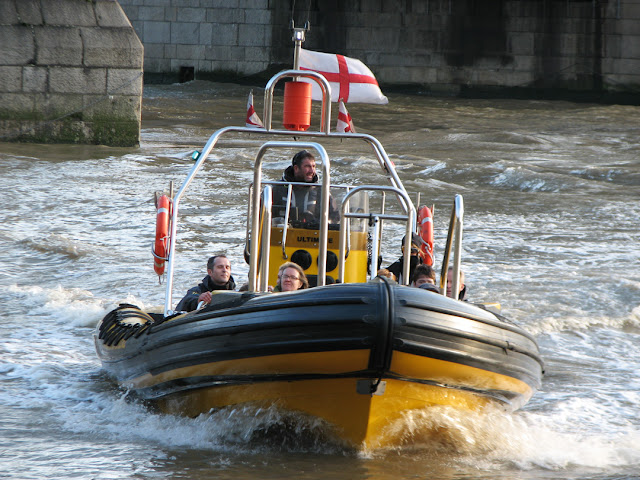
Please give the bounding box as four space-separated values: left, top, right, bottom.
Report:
411 264 436 287
446 268 466 299
207 255 231 286
277 262 309 291
401 233 423 258
291 150 316 183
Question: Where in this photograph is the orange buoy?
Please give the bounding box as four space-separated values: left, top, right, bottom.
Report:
153 195 171 275
417 205 434 266
283 81 312 131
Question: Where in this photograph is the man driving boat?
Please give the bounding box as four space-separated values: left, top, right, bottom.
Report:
272 150 340 224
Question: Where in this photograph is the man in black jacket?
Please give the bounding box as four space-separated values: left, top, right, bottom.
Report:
272 150 339 224
175 255 236 312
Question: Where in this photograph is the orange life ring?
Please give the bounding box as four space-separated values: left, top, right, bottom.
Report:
153 195 171 275
417 205 434 266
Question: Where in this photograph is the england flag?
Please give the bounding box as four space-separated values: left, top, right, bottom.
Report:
299 49 388 104
245 91 264 128
336 99 356 133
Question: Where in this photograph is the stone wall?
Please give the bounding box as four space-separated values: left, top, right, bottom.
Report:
0 0 143 146
118 0 275 82
118 0 639 100
304 0 639 98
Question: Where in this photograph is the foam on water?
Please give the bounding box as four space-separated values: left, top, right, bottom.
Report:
20 234 90 259
53 391 348 456
7 284 120 328
532 307 640 336
358 403 640 473
41 383 640 474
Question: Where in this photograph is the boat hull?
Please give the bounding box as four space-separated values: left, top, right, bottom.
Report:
95 281 543 449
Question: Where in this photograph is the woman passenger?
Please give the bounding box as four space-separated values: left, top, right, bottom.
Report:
274 262 309 292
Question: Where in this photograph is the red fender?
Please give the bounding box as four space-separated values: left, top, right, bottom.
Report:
417 205 434 266
153 195 171 275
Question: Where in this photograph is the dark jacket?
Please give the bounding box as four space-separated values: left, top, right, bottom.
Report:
272 165 339 223
175 275 236 312
387 255 422 285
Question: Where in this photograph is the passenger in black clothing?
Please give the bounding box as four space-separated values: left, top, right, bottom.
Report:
272 150 340 224
175 255 236 312
386 233 424 285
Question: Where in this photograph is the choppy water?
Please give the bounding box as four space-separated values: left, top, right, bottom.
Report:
1 80 639 479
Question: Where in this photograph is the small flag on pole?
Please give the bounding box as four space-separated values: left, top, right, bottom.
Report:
299 48 388 104
245 90 263 128
337 99 356 133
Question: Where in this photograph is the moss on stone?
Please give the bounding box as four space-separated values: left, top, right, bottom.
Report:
1 116 139 146
90 118 140 146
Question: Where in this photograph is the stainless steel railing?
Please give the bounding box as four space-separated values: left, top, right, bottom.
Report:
247 141 331 292
439 194 464 298
339 186 415 285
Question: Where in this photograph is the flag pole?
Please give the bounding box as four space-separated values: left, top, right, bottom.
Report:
292 27 305 70
290 22 328 132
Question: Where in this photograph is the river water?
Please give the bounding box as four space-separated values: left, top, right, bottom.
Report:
1 80 639 479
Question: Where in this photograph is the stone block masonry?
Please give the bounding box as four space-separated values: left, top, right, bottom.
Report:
118 0 274 82
117 0 639 102
0 0 143 146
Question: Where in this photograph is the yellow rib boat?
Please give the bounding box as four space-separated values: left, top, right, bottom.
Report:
95 28 543 450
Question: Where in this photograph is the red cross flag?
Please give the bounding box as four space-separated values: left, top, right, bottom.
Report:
337 99 356 133
299 49 388 104
245 91 264 128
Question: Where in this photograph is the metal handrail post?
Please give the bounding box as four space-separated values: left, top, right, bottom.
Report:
439 194 464 298
259 186 273 291
378 191 386 268
164 126 245 316
315 147 331 286
370 215 381 281
451 195 464 298
248 141 330 291
280 184 293 259
338 185 413 284
162 121 420 313
401 222 414 285
248 149 266 292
